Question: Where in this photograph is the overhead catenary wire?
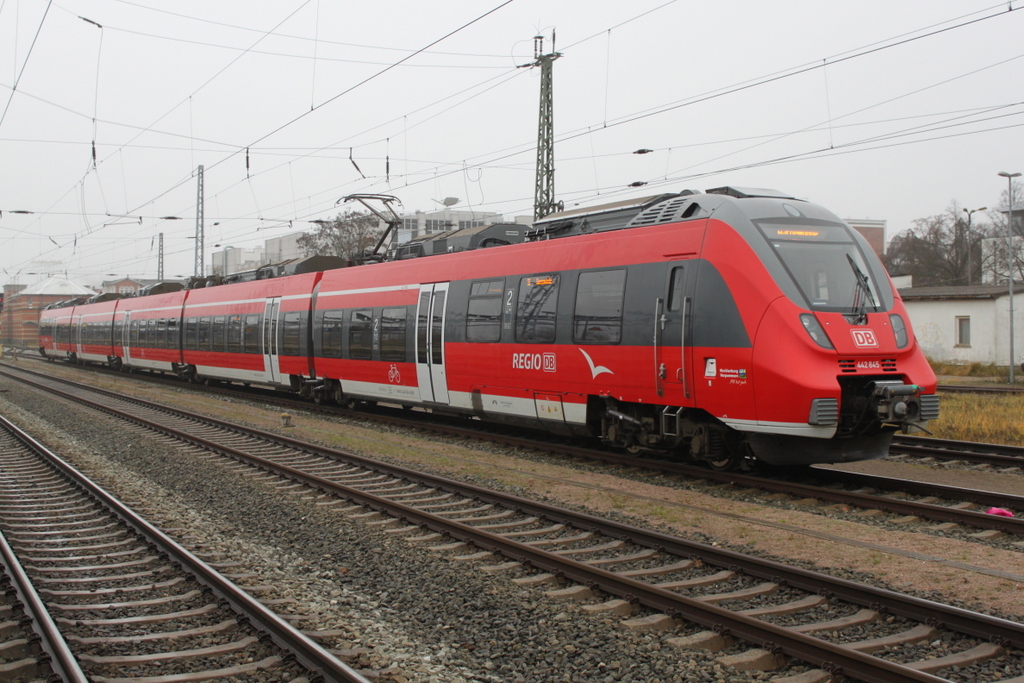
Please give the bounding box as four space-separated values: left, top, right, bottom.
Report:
4 1 1020 279
0 0 53 131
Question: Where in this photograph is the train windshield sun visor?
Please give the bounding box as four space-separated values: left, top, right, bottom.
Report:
754 218 883 314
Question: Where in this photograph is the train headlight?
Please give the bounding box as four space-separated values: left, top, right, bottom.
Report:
800 314 833 349
889 314 909 348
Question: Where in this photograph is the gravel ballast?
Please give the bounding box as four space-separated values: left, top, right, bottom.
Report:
0 375 798 683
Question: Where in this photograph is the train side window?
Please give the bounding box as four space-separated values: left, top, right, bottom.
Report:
168 318 179 349
184 318 197 350
112 319 123 346
515 274 559 343
212 316 226 351
573 269 626 344
156 319 167 347
199 317 211 350
280 312 300 356
467 279 503 342
130 320 139 347
349 309 373 360
321 311 344 358
226 315 243 353
667 266 685 311
380 308 407 362
244 315 261 354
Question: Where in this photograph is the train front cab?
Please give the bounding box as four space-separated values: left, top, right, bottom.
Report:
711 197 939 466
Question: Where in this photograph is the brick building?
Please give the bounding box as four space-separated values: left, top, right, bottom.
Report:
1 277 94 349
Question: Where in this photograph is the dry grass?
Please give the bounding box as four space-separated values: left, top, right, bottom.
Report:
929 360 1010 379
927 392 1024 446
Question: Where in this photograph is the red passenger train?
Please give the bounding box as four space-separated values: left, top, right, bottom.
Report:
38 187 939 470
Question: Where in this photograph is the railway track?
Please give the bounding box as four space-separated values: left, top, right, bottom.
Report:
891 434 1024 468
936 384 1024 395
0 410 369 682
4 360 1023 542
16 352 1024 470
1 364 1023 682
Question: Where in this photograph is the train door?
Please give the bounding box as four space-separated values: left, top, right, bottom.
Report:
415 283 450 404
656 262 694 407
263 298 281 384
121 312 132 363
74 315 83 356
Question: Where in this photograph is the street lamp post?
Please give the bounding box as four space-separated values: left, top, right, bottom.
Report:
962 206 986 285
999 172 1021 383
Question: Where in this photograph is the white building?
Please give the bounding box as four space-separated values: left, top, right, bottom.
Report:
208 232 310 276
980 234 1024 285
209 245 265 277
265 232 307 263
388 208 504 244
899 284 1024 368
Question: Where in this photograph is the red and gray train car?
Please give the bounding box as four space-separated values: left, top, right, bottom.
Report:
39 187 938 469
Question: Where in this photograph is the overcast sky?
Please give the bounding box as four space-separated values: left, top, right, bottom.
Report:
1 0 1022 286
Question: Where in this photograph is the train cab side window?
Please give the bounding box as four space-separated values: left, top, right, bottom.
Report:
573 269 626 344
227 315 243 353
667 267 685 311
467 279 503 342
516 274 559 343
199 317 211 351
282 312 302 356
321 311 344 358
244 315 261 354
380 308 407 361
349 309 373 360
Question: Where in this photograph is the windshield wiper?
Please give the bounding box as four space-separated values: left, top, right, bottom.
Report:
846 254 876 325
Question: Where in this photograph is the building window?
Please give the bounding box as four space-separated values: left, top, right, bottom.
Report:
119 285 135 294
956 316 971 347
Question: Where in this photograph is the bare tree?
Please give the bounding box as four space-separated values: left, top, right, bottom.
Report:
984 179 1024 284
884 202 997 287
296 210 383 261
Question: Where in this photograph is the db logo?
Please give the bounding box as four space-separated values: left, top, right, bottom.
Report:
851 329 878 348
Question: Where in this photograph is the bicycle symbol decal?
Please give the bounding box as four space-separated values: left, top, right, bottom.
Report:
388 364 401 383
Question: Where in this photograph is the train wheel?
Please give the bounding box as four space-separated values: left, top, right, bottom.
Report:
705 450 744 471
703 429 748 471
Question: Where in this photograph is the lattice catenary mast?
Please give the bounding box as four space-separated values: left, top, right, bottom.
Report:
194 165 204 277
525 33 562 222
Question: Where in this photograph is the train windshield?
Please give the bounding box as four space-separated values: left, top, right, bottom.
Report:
753 218 883 314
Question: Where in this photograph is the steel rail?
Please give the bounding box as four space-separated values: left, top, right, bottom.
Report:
5 369 1024 682
2 364 1021 535
936 384 1024 394
893 434 1024 466
16 357 1024 468
0 411 369 683
104 415 954 683
0 496 88 683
